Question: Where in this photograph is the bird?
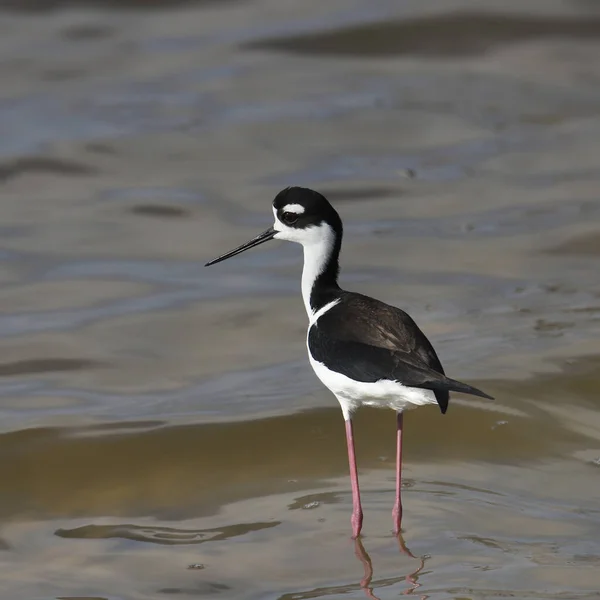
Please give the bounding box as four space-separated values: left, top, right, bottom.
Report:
205 186 493 538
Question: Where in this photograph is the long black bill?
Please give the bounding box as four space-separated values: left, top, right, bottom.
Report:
205 227 276 267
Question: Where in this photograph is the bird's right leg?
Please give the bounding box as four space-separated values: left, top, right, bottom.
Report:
392 411 404 535
344 418 363 538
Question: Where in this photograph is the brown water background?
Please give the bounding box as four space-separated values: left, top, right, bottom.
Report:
0 0 600 598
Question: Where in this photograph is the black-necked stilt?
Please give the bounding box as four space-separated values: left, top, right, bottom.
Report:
206 187 493 538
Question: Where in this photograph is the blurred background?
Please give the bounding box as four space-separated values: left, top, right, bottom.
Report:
0 0 599 598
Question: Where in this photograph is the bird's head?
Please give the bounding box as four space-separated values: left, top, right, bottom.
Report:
205 187 342 266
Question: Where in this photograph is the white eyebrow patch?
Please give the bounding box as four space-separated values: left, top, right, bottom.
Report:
282 203 305 214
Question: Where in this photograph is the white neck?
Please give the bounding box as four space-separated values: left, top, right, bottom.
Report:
300 225 336 318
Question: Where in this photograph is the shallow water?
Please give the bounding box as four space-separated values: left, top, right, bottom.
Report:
0 0 600 598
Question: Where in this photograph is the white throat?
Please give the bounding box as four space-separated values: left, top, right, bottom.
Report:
271 207 337 319
300 224 336 318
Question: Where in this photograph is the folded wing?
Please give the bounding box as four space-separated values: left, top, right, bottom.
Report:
311 292 493 413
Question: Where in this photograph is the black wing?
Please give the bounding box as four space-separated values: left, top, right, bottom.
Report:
311 292 493 413
321 292 444 368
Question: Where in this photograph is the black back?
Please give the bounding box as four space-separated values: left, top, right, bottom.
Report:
322 292 444 369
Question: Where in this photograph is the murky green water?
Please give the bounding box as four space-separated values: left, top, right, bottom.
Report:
0 1 599 598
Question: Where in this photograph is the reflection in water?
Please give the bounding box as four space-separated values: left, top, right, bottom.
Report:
54 520 279 545
278 536 428 600
395 535 428 598
353 535 428 599
353 538 378 599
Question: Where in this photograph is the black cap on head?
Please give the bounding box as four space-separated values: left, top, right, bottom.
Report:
273 187 342 232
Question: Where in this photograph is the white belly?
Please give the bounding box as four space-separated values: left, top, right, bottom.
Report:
308 351 437 420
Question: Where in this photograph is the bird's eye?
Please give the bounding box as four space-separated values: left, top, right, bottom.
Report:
281 211 298 225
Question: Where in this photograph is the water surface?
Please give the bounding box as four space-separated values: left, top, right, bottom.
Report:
0 0 600 598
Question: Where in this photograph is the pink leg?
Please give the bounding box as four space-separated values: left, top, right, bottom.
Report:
345 419 363 538
392 412 404 535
